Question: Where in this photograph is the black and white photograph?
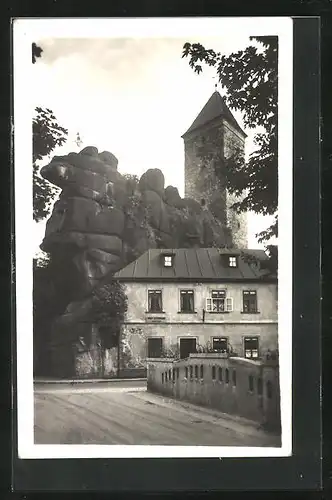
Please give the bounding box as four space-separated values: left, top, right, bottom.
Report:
14 17 293 459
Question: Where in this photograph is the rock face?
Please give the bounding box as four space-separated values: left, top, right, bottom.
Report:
41 146 232 299
40 146 232 377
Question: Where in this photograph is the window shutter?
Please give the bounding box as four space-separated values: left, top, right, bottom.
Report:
206 298 212 311
226 297 233 312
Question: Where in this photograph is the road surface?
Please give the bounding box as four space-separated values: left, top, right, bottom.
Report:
34 381 280 447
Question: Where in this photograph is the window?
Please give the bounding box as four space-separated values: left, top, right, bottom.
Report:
189 366 193 379
243 290 258 313
164 255 173 267
161 373 164 384
185 367 188 379
225 368 229 384
249 374 254 392
148 290 162 312
195 365 198 379
147 337 163 358
165 372 168 382
169 369 172 381
232 369 237 387
212 365 216 380
206 290 233 312
244 337 259 359
211 290 225 312
176 367 180 379
180 290 195 312
229 256 237 267
212 337 228 353
200 365 204 379
218 367 223 382
172 368 175 380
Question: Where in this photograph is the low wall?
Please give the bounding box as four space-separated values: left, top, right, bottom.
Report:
147 354 280 432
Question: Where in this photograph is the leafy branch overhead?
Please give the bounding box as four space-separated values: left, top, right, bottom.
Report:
182 37 278 242
32 42 43 64
33 107 68 222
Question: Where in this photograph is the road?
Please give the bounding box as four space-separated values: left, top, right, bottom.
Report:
34 381 280 447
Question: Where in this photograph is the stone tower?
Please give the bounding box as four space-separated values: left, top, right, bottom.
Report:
182 91 248 248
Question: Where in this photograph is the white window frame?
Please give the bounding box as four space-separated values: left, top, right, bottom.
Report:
205 290 233 312
229 256 237 267
164 255 173 267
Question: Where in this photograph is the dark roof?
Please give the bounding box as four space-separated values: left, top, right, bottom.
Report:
182 91 246 138
114 248 275 282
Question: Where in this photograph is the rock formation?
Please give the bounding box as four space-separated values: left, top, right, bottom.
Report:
40 146 232 376
41 146 232 300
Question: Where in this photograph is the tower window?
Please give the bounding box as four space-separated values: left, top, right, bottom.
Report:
229 256 237 267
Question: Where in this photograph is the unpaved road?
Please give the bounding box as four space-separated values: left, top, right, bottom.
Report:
34 382 280 447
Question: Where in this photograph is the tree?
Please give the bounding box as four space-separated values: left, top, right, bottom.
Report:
90 280 128 349
33 107 68 221
32 41 68 222
182 37 278 242
32 42 43 64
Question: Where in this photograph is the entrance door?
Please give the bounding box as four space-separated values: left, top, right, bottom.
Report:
179 337 197 359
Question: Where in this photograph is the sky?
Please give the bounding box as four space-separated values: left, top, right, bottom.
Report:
31 35 275 254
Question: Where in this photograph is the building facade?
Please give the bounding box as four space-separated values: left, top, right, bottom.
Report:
115 248 278 365
182 91 248 248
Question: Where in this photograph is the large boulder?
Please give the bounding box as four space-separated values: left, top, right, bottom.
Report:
164 185 183 209
139 168 165 197
141 189 171 235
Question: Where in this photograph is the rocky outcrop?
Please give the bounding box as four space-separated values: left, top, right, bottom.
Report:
41 146 232 299
40 146 232 376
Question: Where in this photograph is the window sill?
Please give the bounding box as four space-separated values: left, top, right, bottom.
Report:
205 311 230 314
177 311 197 314
146 311 166 314
241 311 260 314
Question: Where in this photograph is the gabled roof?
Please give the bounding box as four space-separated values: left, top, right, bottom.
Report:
114 248 275 282
182 91 246 138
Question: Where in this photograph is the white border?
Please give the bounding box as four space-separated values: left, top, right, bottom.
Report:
13 17 293 459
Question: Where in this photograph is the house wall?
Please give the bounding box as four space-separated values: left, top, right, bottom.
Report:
147 354 281 434
124 281 278 323
121 281 278 363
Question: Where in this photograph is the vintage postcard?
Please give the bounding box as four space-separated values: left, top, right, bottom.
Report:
13 17 293 459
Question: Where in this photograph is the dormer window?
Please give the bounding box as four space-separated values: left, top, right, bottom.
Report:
162 252 175 267
164 255 173 267
229 256 237 267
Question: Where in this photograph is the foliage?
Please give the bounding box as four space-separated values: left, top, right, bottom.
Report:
33 107 68 221
182 36 278 241
32 42 43 64
90 280 128 348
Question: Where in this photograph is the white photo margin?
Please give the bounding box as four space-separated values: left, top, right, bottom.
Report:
13 16 293 459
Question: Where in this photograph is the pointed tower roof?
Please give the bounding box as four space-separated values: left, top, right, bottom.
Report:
182 91 246 138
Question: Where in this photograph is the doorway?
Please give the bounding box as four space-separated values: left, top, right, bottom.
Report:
179 337 197 359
